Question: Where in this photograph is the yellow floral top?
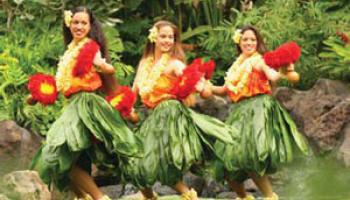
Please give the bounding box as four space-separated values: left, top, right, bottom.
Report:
135 54 177 108
55 38 102 97
225 53 271 102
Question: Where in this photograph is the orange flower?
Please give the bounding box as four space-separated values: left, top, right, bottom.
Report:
106 86 136 117
28 73 58 105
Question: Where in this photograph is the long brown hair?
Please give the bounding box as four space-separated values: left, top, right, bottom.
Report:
63 6 116 95
141 20 185 63
236 25 267 55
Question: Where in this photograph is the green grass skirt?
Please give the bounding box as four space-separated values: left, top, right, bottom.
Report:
30 92 142 190
121 99 235 188
213 94 309 182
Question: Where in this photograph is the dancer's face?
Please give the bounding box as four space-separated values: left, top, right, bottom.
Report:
70 12 91 41
239 30 258 57
155 25 175 53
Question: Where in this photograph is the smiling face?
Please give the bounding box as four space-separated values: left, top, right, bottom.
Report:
69 11 91 41
239 29 258 57
155 25 175 53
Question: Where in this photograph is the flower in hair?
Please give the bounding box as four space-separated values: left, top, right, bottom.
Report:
148 26 158 43
232 29 242 44
64 10 73 27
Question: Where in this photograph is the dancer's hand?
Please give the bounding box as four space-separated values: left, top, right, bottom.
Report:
182 94 196 107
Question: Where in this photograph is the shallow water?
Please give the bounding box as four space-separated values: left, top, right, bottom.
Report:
275 155 350 200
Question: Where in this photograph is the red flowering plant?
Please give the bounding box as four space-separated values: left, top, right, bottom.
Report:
263 41 301 70
106 86 136 118
336 31 350 45
27 73 58 105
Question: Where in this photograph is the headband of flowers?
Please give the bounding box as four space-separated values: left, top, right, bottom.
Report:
64 10 73 27
148 26 158 43
232 29 242 44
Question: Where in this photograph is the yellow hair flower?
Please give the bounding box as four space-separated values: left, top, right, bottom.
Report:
232 29 242 44
148 26 158 43
64 10 73 27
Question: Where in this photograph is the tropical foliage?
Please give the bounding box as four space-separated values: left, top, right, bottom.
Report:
0 0 350 135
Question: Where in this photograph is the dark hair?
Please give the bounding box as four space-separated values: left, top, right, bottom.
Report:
236 25 267 55
63 6 116 95
141 20 185 63
63 6 110 62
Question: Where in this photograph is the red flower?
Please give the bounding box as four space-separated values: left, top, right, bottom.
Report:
171 59 202 100
199 59 215 80
28 73 58 105
336 31 350 44
263 41 301 69
72 40 100 77
106 86 136 117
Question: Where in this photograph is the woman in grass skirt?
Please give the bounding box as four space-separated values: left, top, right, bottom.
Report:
122 20 235 200
30 6 142 200
210 25 309 200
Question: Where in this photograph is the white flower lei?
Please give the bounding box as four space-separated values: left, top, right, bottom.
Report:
137 54 170 96
55 37 89 92
225 53 261 94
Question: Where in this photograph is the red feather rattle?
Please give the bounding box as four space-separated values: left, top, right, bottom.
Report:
106 85 139 123
263 41 301 83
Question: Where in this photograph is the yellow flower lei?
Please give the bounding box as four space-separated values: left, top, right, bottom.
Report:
137 54 170 96
225 53 261 94
56 37 89 92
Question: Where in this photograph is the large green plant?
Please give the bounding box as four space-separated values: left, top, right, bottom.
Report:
319 33 350 80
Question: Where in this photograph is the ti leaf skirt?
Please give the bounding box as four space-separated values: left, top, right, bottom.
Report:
214 94 309 182
31 92 142 190
122 99 235 188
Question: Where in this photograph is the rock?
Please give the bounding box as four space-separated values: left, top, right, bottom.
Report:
216 191 237 199
275 79 350 152
194 95 231 121
183 172 205 194
0 194 10 200
244 179 258 192
152 182 178 196
3 170 51 200
201 179 226 197
337 123 350 167
123 183 138 196
101 184 124 199
0 120 42 169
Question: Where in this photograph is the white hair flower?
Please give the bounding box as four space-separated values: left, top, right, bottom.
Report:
64 10 73 27
148 26 158 43
232 29 242 44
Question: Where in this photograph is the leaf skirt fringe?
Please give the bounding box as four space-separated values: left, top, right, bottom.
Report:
121 99 235 188
30 92 142 190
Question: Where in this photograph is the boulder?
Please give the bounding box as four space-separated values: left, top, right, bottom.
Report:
0 120 42 169
2 170 51 200
275 79 350 152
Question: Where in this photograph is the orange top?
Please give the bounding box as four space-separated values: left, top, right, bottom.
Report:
63 68 102 97
141 73 177 108
227 68 271 102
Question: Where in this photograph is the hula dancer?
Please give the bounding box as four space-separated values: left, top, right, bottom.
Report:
123 20 235 200
211 25 309 200
30 6 142 200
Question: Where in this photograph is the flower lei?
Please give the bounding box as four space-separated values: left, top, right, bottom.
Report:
225 53 261 94
137 54 170 96
55 37 89 92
